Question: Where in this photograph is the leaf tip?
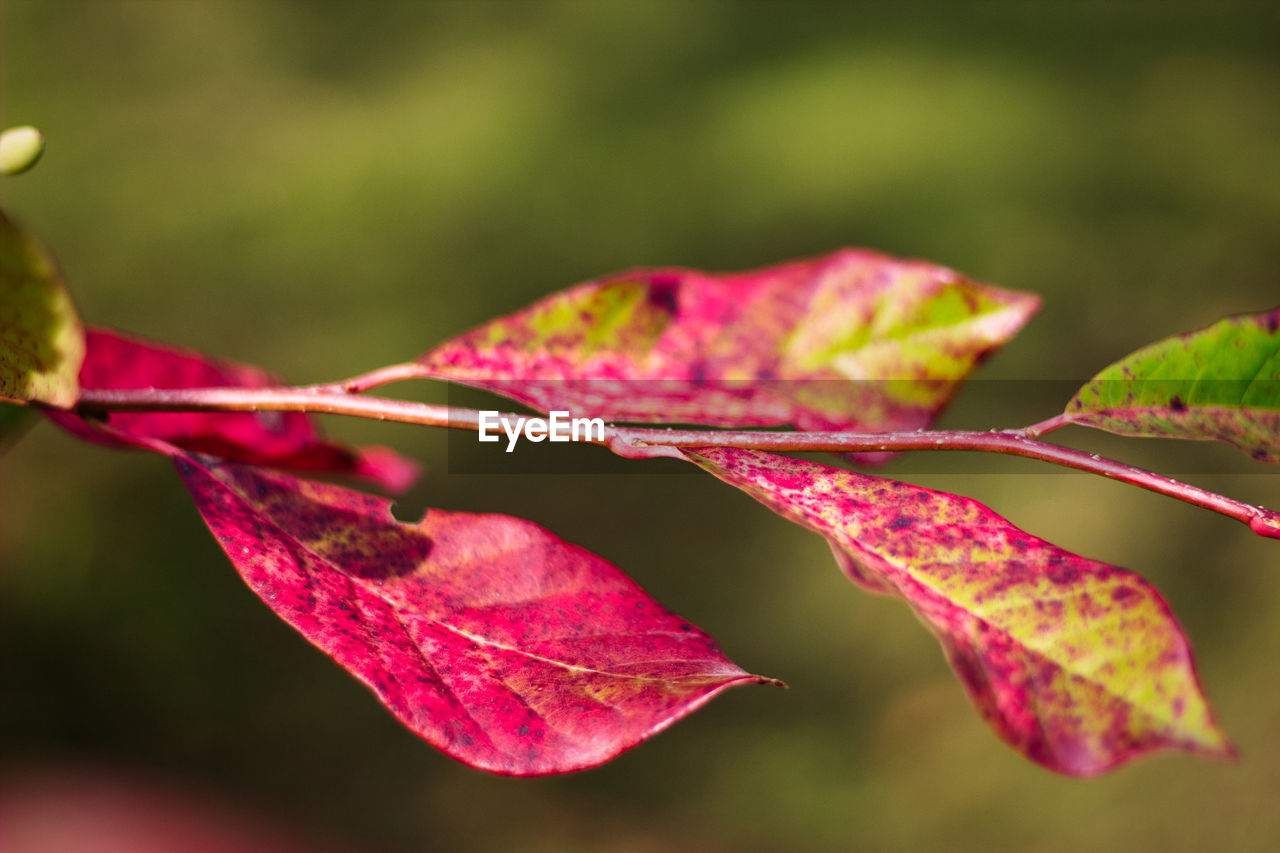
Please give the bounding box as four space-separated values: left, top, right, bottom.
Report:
353 445 421 493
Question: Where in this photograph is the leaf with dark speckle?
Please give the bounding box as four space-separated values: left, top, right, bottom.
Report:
177 455 777 775
683 446 1232 777
415 249 1038 438
1065 307 1280 461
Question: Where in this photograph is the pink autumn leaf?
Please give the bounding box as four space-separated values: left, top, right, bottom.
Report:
47 328 417 492
175 453 777 775
414 249 1039 438
683 447 1232 777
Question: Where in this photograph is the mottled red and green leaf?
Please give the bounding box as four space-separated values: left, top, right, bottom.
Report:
1065 307 1280 461
683 447 1231 776
0 209 84 408
177 455 776 775
416 249 1038 434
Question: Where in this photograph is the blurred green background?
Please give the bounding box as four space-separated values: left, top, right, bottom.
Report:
3 1 1279 850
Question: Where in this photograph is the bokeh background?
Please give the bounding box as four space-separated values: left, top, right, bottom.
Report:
3 2 1279 851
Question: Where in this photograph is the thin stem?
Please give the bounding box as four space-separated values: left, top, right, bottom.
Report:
1020 413 1075 438
77 387 469 429
73 386 1280 540
305 362 426 394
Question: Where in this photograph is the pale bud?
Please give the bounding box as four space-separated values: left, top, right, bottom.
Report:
0 126 46 176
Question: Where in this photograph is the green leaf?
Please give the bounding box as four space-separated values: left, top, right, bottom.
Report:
683 447 1233 776
1064 308 1280 461
0 209 85 408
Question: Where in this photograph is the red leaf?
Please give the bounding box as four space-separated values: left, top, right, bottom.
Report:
684 447 1232 776
176 454 777 775
415 249 1038 436
47 329 417 492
